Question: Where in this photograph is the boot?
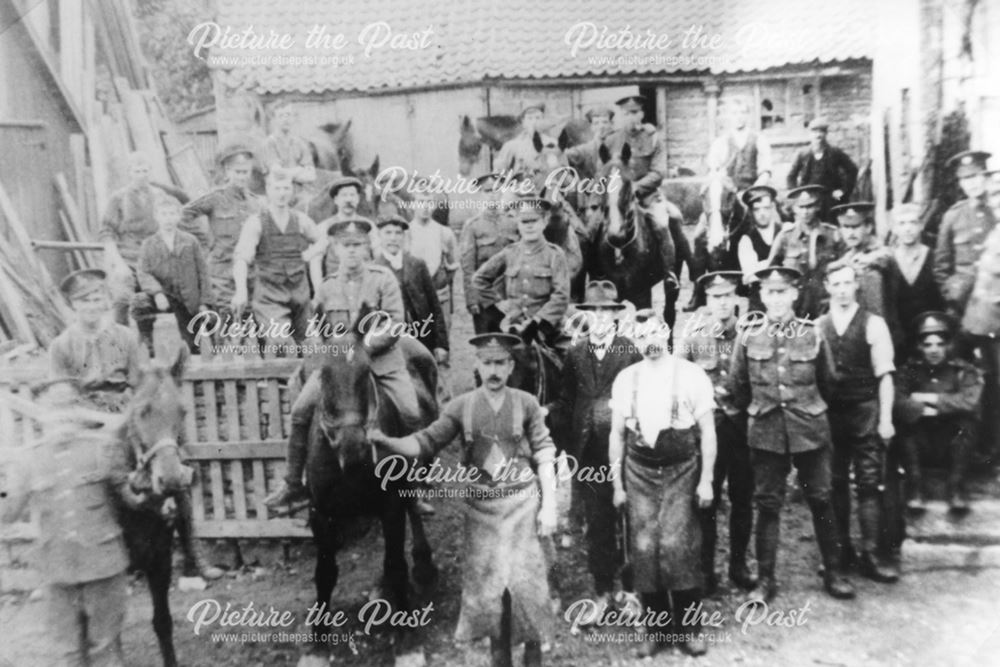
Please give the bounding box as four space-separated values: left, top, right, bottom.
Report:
948 436 972 514
136 316 156 358
636 593 667 658
489 638 513 667
264 422 311 510
176 491 224 580
822 571 856 599
746 576 777 605
700 505 719 596
859 551 900 584
673 589 708 657
811 499 854 599
728 556 758 591
751 510 780 603
523 641 542 667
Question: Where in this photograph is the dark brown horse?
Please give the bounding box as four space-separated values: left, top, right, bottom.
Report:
298 328 438 667
109 346 192 667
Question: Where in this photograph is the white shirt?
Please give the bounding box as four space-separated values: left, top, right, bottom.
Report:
609 356 715 444
158 231 177 253
382 249 403 271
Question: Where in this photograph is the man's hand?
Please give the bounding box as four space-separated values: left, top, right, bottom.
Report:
832 189 845 201
537 502 557 537
612 486 627 508
922 406 940 417
696 479 714 509
878 420 895 443
231 290 248 314
434 348 449 365
911 392 939 406
154 293 170 312
468 304 481 316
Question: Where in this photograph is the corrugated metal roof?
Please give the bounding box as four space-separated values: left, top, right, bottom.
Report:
210 0 875 94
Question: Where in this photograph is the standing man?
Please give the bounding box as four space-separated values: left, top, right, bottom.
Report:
729 266 855 603
265 219 423 509
318 175 379 274
375 215 449 362
408 184 459 332
100 151 189 325
472 196 570 344
231 168 326 350
818 263 899 583
262 100 317 186
603 95 667 204
786 117 859 215
609 310 716 658
550 281 641 610
565 105 617 181
180 142 262 328
496 100 546 175
681 272 756 595
890 203 945 359
768 185 846 319
707 97 773 190
369 333 557 667
737 185 783 313
460 172 521 333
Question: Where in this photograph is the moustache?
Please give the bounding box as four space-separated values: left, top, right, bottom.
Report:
486 376 503 382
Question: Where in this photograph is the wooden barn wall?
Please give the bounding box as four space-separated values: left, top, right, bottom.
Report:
0 20 80 282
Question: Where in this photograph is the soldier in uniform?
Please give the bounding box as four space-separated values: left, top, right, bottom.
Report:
100 151 189 326
786 117 859 216
369 333 557 667
890 203 945 360
737 185 783 313
818 263 900 583
707 97 773 190
460 172 521 333
603 95 667 204
265 219 423 508
680 271 756 595
232 168 326 350
317 175 380 274
565 105 617 182
471 196 570 344
768 184 846 319
180 142 262 329
48 269 223 581
496 100 547 175
2 381 132 666
729 266 855 603
895 312 983 512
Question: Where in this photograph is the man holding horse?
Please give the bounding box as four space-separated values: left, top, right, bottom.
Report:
707 97 773 191
265 218 422 509
369 332 558 667
471 195 570 344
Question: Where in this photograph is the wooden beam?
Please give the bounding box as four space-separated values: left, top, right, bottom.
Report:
183 358 302 381
0 263 36 343
192 519 311 539
184 441 285 460
32 240 105 251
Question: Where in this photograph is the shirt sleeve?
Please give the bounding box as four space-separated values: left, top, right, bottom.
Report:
738 235 762 278
707 135 729 171
756 133 773 175
415 398 464 458
865 314 896 377
298 212 328 259
608 366 633 415
232 214 264 265
685 364 717 422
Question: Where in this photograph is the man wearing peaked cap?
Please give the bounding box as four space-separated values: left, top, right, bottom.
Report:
786 116 859 215
768 186 845 318
729 260 857 603
737 186 784 313
316 175 379 275
603 94 667 202
495 99 548 177
679 270 757 596
368 329 557 667
895 310 984 513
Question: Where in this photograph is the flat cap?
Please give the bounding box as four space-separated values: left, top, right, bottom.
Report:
59 268 108 300
376 215 409 231
584 105 615 122
519 100 546 117
328 175 363 199
808 117 830 131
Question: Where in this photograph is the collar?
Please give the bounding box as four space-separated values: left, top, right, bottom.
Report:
159 230 177 247
829 302 860 328
382 250 403 270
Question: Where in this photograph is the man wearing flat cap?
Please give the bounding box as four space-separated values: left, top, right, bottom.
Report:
768 185 846 319
266 217 424 509
729 266 856 603
549 281 641 611
375 215 449 361
707 97 773 191
737 185 784 312
603 95 667 203
496 100 547 176
786 117 859 216
681 271 756 594
460 172 522 333
369 333 558 667
316 175 380 275
180 141 263 326
565 105 617 182
895 312 983 512
471 195 570 344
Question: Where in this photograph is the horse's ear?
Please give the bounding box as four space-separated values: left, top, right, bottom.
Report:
598 142 611 165
507 154 517 174
557 128 570 152
621 142 632 165
369 154 380 178
532 131 544 154
168 345 189 383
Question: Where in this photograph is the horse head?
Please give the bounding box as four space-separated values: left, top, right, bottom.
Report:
310 120 353 173
527 129 571 192
121 346 190 497
597 142 639 244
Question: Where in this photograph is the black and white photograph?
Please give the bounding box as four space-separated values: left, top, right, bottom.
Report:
1 0 999 664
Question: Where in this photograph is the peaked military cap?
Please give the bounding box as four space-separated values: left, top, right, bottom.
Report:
913 311 955 339
786 184 827 202
698 271 742 295
216 141 255 166
60 268 108 300
831 201 876 224
615 95 647 111
755 265 802 288
327 218 373 239
947 150 992 178
469 333 522 359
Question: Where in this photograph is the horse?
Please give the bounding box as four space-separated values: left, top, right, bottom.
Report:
298 325 439 667
110 345 192 667
686 171 746 308
458 114 591 176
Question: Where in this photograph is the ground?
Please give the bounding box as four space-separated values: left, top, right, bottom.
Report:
3 277 1000 666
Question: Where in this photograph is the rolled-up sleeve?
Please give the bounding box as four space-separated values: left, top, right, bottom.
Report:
686 365 717 421
232 214 263 265
866 314 896 378
298 213 328 259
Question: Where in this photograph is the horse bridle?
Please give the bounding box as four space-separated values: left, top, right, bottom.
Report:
317 374 382 465
132 437 181 473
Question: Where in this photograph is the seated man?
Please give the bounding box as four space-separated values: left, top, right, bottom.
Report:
265 219 422 509
894 311 983 512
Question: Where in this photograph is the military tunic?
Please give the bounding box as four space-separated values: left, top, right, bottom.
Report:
459 209 520 313
602 123 667 199
49 321 146 411
180 184 263 308
769 221 846 319
471 240 570 329
933 195 997 314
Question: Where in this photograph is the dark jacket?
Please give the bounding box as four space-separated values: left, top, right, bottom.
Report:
894 357 983 425
786 145 859 201
138 230 211 313
373 252 449 351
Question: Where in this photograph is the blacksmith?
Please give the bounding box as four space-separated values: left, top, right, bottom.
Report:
231 168 326 349
565 105 617 181
407 179 459 332
460 172 521 333
609 310 716 658
895 312 983 512
49 268 223 581
369 333 557 667
1 381 131 666
768 184 845 319
375 215 449 363
681 271 756 595
890 203 945 360
818 263 899 583
471 195 570 344
603 95 667 204
265 218 422 509
180 142 262 328
786 117 859 215
100 151 189 326
707 97 773 190
737 185 782 313
496 100 547 175
550 281 641 610
729 266 855 603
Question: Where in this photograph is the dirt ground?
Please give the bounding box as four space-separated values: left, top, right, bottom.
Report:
4 278 1000 666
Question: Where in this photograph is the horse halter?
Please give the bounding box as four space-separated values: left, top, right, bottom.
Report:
318 374 382 465
132 437 181 473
